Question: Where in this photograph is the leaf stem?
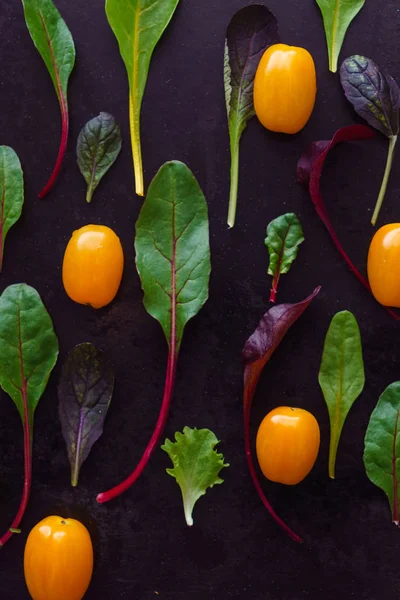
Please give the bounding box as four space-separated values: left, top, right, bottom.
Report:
38 96 69 199
269 274 279 303
371 135 397 227
130 95 144 197
0 384 32 548
96 348 178 504
227 137 239 228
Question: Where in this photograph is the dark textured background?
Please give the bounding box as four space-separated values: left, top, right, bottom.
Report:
1 0 400 598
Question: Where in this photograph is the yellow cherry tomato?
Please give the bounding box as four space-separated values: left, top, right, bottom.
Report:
254 43 317 134
368 223 400 307
62 224 124 309
24 516 94 600
256 406 320 485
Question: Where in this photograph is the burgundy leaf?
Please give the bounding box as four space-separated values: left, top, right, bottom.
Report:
242 287 321 543
296 126 398 320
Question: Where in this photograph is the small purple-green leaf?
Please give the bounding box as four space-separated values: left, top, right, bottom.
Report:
58 343 114 487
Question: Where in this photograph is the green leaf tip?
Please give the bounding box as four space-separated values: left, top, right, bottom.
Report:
162 426 229 526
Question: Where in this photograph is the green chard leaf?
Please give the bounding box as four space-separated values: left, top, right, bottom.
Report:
364 382 400 525
265 213 304 303
225 5 279 228
316 0 365 73
96 161 211 504
319 311 365 479
21 0 76 198
0 147 24 272
0 284 59 547
77 112 122 203
59 343 115 487
105 0 180 197
340 56 400 226
162 427 229 526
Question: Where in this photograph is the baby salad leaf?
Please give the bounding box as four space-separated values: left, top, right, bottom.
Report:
21 0 76 198
162 427 229 526
105 0 180 197
59 343 115 487
340 56 400 225
0 147 24 272
296 125 399 322
316 0 365 73
77 113 122 203
364 382 400 525
242 287 321 542
265 213 304 303
225 5 279 228
97 161 210 504
319 311 365 479
0 284 59 547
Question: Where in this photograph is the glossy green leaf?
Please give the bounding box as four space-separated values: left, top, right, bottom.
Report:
77 112 122 203
162 427 229 526
316 0 365 73
135 161 211 350
0 284 59 546
265 213 304 303
364 382 400 525
21 0 76 198
319 311 365 479
225 5 279 227
0 147 24 272
105 0 180 197
59 343 115 487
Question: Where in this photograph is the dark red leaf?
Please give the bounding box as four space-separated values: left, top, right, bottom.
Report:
242 287 321 543
296 125 399 321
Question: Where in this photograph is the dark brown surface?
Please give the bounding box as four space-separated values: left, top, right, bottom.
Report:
1 0 400 598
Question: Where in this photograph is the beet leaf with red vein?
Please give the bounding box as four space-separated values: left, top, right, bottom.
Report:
0 284 58 547
296 125 398 320
0 147 24 273
97 161 210 504
265 213 304 303
21 0 76 198
242 287 321 543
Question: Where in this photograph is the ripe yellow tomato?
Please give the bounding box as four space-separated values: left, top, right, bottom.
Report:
254 43 317 134
368 223 400 307
62 224 124 309
24 516 94 600
256 406 320 485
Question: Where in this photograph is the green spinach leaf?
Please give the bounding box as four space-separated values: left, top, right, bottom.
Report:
319 311 365 479
316 0 365 73
0 147 24 272
340 55 400 225
162 427 229 526
265 213 304 303
0 284 59 547
77 113 122 203
97 161 210 503
225 5 279 227
105 0 180 197
59 343 115 487
21 0 76 198
364 382 400 525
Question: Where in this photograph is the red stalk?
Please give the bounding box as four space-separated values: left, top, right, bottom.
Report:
97 348 178 504
0 382 32 548
38 99 69 199
269 274 279 304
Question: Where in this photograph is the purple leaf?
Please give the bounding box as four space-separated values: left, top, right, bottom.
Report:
59 343 114 487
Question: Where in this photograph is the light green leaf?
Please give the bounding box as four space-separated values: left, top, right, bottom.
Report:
319 311 365 478
316 0 365 73
364 382 400 525
162 427 229 526
0 147 24 272
265 213 304 303
135 161 210 350
105 0 180 197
